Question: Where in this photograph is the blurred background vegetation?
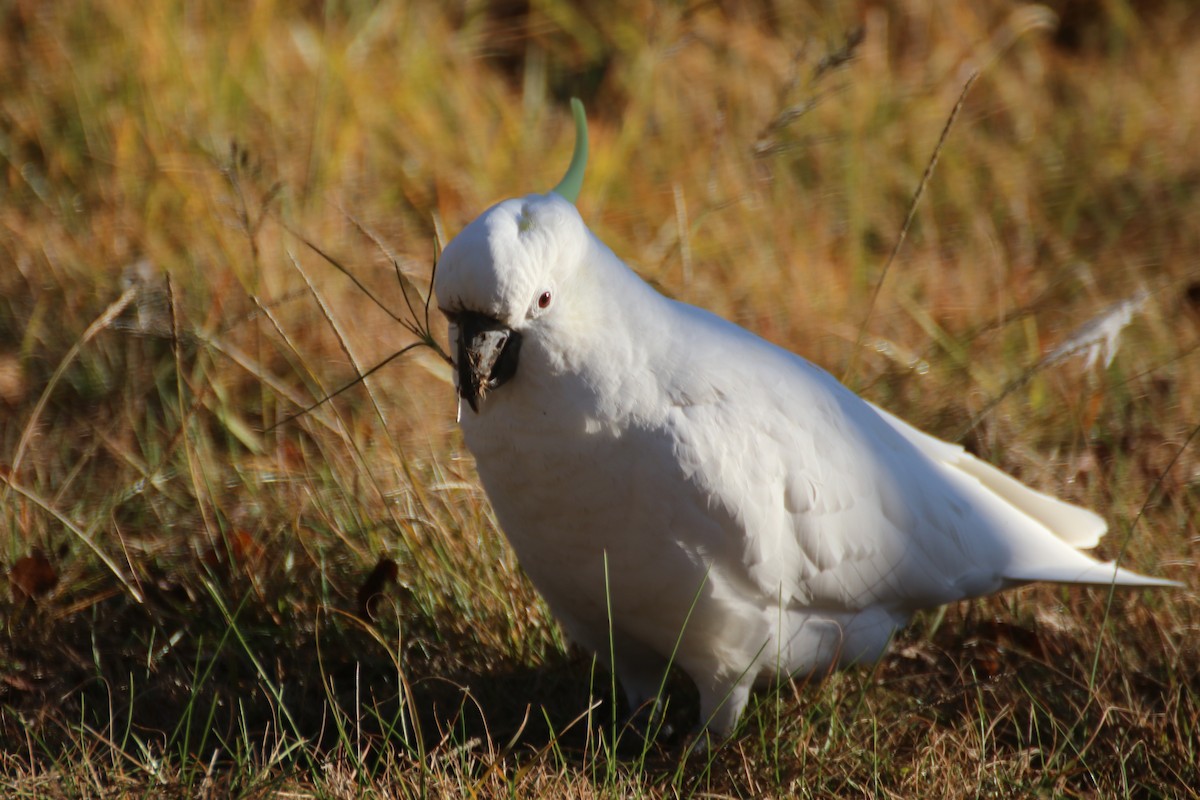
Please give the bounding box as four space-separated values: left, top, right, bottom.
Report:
1 1 1197 796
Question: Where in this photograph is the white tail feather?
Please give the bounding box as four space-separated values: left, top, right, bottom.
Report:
1005 562 1182 588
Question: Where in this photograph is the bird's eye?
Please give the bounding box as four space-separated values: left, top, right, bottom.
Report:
537 291 552 309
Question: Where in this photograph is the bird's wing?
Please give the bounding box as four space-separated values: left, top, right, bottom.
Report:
656 303 1175 614
866 403 1107 548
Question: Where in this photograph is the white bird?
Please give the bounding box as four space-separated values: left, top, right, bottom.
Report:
433 102 1178 737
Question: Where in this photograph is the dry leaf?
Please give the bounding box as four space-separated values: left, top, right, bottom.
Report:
356 556 399 621
9 549 58 602
200 528 265 569
0 353 25 406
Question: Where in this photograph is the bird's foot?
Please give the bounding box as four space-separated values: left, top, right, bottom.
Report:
678 725 721 760
618 699 677 748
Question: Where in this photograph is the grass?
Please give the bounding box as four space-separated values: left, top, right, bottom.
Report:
2 0 1198 796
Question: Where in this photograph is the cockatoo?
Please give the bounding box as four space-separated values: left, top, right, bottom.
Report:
433 101 1177 737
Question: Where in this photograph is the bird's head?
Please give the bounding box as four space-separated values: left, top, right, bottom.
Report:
434 100 597 413
435 193 593 412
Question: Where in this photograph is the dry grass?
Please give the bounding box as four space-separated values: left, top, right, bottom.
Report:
2 0 1198 796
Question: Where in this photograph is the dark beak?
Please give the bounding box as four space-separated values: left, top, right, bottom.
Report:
453 311 522 413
